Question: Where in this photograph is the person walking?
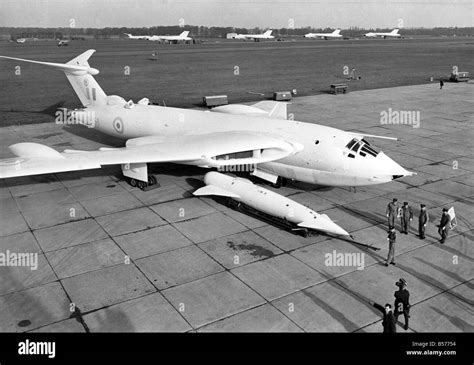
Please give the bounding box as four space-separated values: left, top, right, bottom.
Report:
394 278 410 331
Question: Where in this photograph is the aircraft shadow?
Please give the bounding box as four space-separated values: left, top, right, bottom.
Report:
62 125 125 147
0 101 68 127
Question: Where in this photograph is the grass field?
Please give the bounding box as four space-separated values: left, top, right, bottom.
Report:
0 37 472 126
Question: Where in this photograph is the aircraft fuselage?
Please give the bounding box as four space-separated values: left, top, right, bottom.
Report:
73 103 409 187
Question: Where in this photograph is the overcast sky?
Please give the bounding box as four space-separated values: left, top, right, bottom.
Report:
1 0 472 28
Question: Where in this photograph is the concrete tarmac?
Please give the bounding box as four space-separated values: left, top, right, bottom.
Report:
0 82 472 332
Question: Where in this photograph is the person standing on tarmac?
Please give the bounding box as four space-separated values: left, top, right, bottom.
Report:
394 278 410 331
438 208 450 244
418 204 429 239
400 202 413 234
370 301 397 333
386 198 398 230
385 227 397 266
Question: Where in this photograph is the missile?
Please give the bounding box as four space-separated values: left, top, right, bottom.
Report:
193 171 350 237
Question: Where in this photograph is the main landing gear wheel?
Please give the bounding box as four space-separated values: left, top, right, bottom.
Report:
128 175 158 190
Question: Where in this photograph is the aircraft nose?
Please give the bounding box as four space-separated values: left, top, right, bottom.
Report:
374 152 414 180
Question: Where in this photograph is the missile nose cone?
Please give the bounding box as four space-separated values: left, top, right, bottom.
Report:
319 214 350 236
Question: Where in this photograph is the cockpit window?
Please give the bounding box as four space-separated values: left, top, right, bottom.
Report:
351 141 362 152
346 138 358 150
345 138 379 157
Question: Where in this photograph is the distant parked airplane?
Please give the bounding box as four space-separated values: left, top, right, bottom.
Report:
233 30 274 41
148 31 192 43
16 38 26 44
304 29 342 40
364 29 401 39
123 33 150 40
124 31 192 43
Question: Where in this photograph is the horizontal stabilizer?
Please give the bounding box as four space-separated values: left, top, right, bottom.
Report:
0 53 99 75
193 185 240 199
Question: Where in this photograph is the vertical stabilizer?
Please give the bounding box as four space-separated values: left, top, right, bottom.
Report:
65 50 107 106
0 50 107 107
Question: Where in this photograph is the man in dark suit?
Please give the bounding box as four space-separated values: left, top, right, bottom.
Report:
370 302 397 333
394 278 410 330
438 208 450 244
418 204 429 239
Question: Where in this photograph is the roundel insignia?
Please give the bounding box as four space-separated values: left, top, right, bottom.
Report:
113 117 124 134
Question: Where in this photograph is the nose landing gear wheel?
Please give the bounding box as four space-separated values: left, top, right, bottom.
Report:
148 175 157 186
129 178 137 187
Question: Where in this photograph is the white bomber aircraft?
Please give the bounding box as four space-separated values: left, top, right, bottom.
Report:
125 31 192 43
123 33 151 40
0 50 414 189
233 30 274 41
304 29 342 40
364 29 401 39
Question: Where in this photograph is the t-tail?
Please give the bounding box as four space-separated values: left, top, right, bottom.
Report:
0 50 107 107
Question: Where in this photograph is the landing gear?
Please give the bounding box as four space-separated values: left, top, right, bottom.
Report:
137 180 147 190
127 175 159 190
227 198 241 210
272 177 288 189
148 175 157 186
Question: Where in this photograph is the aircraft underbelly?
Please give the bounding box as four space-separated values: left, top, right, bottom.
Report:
261 162 372 187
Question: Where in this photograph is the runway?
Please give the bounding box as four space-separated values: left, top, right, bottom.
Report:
0 81 472 332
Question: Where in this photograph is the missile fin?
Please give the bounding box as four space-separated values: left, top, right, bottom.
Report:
193 185 240 199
